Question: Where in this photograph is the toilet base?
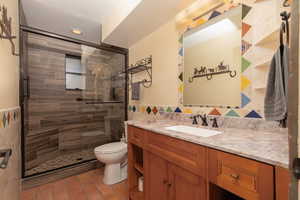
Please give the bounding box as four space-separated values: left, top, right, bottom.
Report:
103 163 127 185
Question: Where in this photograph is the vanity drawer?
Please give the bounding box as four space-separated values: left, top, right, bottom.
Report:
208 149 274 200
128 125 145 147
145 131 207 178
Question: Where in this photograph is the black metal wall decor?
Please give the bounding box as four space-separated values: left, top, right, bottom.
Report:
0 5 18 56
188 61 237 82
126 55 152 88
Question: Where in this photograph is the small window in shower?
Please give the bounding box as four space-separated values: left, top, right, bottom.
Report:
65 55 86 90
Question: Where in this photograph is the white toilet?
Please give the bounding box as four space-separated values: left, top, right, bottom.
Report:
94 142 128 185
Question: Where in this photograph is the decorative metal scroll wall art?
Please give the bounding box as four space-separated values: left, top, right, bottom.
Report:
0 5 18 56
188 61 237 82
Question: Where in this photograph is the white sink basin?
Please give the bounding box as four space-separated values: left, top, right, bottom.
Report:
164 125 222 138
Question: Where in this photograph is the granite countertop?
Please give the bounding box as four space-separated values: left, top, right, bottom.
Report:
125 120 289 169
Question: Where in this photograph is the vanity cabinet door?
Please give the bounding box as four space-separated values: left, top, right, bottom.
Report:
168 163 207 200
144 151 168 200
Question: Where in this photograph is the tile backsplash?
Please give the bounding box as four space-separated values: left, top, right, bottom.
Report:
128 105 262 118
128 105 285 133
0 107 20 129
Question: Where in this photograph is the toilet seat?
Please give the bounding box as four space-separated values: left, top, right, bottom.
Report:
95 142 127 154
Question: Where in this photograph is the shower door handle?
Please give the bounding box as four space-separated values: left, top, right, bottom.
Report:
23 76 30 99
0 149 12 169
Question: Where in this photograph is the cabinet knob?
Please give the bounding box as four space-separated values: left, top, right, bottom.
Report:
163 180 172 187
230 173 240 180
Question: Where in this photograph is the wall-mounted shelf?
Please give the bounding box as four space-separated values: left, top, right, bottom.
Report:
254 59 271 69
255 28 279 49
127 65 152 75
254 85 266 91
126 55 152 88
254 0 269 3
130 188 144 200
134 164 144 174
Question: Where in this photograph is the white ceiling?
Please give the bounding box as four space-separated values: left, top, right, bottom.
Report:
23 0 143 23
21 0 141 44
104 0 197 48
21 0 196 47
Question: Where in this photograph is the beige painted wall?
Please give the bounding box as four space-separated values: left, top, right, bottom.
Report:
129 19 179 106
0 0 21 199
128 0 281 119
0 0 19 109
102 0 142 41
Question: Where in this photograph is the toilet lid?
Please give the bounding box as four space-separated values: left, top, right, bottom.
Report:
95 142 127 153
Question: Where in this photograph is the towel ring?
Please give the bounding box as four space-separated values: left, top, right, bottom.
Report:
283 0 290 7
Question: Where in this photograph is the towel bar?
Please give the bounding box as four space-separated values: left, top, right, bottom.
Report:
0 149 12 169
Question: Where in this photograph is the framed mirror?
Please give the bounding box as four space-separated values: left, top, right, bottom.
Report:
183 6 242 107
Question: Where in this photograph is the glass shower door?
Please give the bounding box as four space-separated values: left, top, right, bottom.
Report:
22 32 126 177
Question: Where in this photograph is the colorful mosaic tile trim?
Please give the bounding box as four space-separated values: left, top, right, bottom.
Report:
128 105 262 119
0 107 20 129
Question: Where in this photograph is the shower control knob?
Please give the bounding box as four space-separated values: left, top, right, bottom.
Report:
293 158 300 179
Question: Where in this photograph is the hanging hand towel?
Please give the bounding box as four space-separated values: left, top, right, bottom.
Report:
131 82 140 101
264 45 289 121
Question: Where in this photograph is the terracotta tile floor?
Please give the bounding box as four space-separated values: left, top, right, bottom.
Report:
21 168 129 200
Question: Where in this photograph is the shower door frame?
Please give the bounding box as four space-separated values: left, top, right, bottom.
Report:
19 25 129 178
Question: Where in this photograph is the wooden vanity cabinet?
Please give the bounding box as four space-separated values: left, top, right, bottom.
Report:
143 128 207 200
128 125 288 200
128 125 207 200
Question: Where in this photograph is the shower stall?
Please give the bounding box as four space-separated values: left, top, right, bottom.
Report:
20 29 127 177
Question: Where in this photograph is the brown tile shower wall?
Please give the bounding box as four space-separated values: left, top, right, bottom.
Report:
24 33 125 171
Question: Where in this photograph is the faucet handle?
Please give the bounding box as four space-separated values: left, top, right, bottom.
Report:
190 115 198 125
199 114 208 126
211 117 218 128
